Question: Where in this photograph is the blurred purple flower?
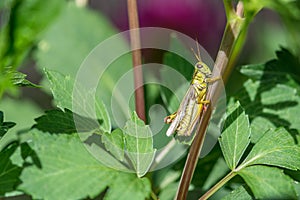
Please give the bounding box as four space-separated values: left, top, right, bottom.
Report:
91 0 225 56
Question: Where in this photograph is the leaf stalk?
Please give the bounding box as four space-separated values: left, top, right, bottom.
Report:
199 171 236 200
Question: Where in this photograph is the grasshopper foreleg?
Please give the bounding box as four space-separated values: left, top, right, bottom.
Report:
205 76 221 83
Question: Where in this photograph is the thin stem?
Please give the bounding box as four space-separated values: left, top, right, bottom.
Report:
150 139 177 171
151 191 159 200
174 2 247 200
223 0 234 19
127 0 146 122
175 106 212 200
199 171 237 200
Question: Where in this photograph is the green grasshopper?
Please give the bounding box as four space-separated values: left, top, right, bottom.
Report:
164 49 219 137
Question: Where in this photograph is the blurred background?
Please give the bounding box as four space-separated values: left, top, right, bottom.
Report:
90 0 291 62
0 0 297 133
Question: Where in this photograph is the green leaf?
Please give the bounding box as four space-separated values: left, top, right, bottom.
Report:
239 128 300 170
240 48 300 92
36 4 132 128
0 72 15 98
159 182 178 200
0 67 39 95
7 68 40 88
105 174 151 200
238 165 297 199
33 109 99 134
236 49 300 143
219 101 251 169
0 0 64 68
0 97 42 150
101 129 125 161
0 98 42 155
0 143 22 195
95 98 111 133
236 80 300 143
35 3 116 77
44 69 73 110
0 111 16 137
10 142 40 169
19 130 151 200
221 186 253 200
44 69 111 133
123 112 155 177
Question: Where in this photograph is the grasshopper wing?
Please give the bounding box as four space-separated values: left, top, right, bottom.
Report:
166 85 197 136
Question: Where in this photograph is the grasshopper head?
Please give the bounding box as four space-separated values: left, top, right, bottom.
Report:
195 61 212 75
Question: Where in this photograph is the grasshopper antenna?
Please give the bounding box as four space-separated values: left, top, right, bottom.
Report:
190 38 202 62
196 38 201 61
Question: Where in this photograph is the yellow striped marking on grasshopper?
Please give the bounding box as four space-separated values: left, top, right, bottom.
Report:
164 50 219 137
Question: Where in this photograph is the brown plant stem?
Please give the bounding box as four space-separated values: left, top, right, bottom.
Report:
127 0 146 122
175 2 246 200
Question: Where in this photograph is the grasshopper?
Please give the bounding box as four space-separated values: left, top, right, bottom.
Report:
164 49 219 137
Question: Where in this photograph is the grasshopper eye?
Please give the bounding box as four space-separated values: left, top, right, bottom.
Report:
196 63 203 69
